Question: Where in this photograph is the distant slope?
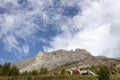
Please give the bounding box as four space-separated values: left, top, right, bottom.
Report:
15 48 120 72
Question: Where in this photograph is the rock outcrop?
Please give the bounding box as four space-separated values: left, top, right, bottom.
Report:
15 48 120 72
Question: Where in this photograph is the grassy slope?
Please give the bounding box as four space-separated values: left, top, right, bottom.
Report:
0 75 120 80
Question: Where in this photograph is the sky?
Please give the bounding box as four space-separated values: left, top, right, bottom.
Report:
0 0 120 64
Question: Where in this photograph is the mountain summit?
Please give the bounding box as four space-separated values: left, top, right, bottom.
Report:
15 49 120 72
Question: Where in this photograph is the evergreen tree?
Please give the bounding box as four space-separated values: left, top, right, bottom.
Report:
0 65 3 76
22 71 29 76
2 63 11 76
39 67 44 75
32 70 38 75
39 67 49 75
97 66 110 80
44 67 48 74
9 66 19 76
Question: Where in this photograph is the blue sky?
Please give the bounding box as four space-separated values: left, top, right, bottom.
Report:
0 0 120 64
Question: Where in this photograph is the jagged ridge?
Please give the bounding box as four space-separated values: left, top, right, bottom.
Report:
15 48 120 72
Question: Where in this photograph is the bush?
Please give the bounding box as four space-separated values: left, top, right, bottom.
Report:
27 76 33 80
60 68 66 75
97 66 110 80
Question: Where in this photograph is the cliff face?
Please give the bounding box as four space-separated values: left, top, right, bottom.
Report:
15 49 120 72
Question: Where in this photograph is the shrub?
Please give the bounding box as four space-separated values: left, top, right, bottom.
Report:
27 76 33 80
60 68 66 75
97 66 110 80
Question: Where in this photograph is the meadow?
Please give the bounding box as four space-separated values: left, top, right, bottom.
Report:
0 75 120 80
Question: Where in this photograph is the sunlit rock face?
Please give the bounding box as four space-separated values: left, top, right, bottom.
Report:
35 52 43 62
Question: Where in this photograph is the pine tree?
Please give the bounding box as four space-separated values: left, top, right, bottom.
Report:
9 66 19 76
39 67 44 75
32 70 38 75
44 67 48 74
0 65 3 76
2 63 11 76
39 67 49 75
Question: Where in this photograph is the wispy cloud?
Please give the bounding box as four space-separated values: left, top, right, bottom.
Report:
0 0 53 58
22 44 29 55
2 35 20 52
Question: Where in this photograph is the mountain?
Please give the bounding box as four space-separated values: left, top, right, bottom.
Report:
15 48 120 72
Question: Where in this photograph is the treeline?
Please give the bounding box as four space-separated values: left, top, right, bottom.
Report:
0 63 49 77
0 63 19 76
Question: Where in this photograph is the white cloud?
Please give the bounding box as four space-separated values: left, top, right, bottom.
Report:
2 35 21 52
0 14 15 38
39 38 47 43
2 34 30 56
45 0 120 58
22 45 29 55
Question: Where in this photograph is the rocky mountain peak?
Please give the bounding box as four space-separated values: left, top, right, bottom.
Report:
15 48 120 73
35 51 43 62
74 48 91 56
